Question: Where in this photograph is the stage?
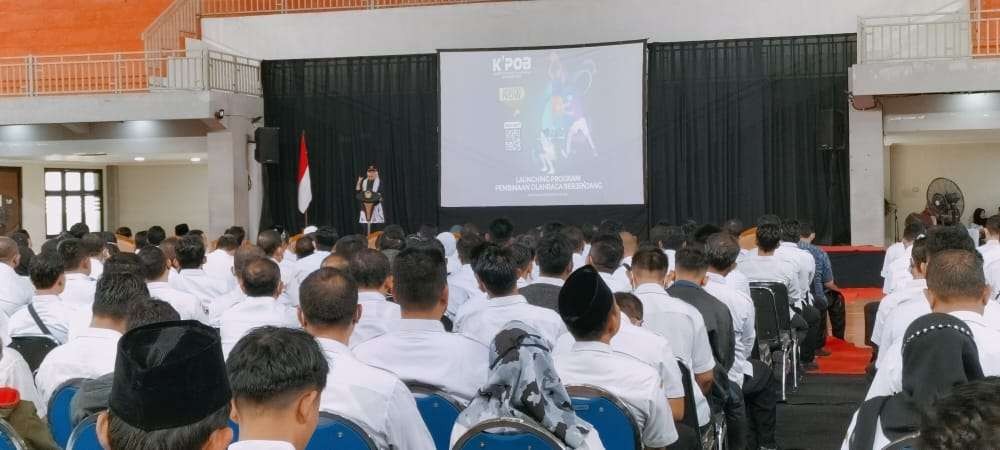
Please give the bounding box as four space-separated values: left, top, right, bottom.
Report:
821 245 885 288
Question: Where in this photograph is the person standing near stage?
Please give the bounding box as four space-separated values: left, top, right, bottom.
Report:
356 165 385 232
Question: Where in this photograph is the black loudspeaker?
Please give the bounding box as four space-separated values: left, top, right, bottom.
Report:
817 109 845 151
254 127 280 164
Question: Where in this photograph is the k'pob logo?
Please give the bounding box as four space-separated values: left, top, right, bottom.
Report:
492 56 532 74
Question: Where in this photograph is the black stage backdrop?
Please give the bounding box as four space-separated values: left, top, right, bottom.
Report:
648 35 855 244
261 55 440 234
262 35 854 243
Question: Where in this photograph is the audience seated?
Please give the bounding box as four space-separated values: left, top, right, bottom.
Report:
209 246 268 326
219 258 299 357
844 313 984 449
353 245 488 404
137 246 207 323
587 233 632 293
630 248 714 428
81 233 108 281
170 234 231 313
204 234 240 286
882 222 925 295
445 232 485 319
554 266 689 449
451 321 606 449
96 321 233 450
520 232 573 312
10 251 73 344
870 236 928 363
298 267 435 449
294 226 337 282
227 326 329 450
57 238 96 314
920 376 1000 448
36 272 146 402
346 249 401 347
258 229 299 305
0 237 32 317
509 242 535 289
70 298 181 425
454 242 566 346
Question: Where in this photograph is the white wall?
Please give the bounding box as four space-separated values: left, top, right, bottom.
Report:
202 0 959 60
889 143 1000 231
114 164 210 233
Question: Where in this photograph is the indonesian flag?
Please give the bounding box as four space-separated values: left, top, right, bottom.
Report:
297 132 312 214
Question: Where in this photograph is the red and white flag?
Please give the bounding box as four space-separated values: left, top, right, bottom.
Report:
297 131 312 214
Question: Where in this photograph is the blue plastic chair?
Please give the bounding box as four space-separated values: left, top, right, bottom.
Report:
453 417 562 450
48 378 86 448
229 419 240 442
568 385 641 450
305 412 377 450
0 419 26 450
66 415 102 450
408 383 463 450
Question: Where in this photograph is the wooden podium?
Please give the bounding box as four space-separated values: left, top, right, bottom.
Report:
357 190 382 236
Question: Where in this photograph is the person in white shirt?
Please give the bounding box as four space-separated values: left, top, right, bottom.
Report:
554 266 680 449
9 251 73 344
630 248 716 428
776 220 823 365
705 233 779 449
204 234 240 288
979 215 1000 266
521 233 573 312
866 247 1000 401
227 326 329 450
446 232 485 320
258 230 300 306
137 246 208 323
650 224 685 277
220 258 299 357
0 238 32 317
56 238 96 314
587 233 633 293
561 225 589 272
297 267 436 450
343 249 400 347
740 223 819 366
96 320 234 450
209 246 268 327
354 245 488 405
81 233 108 282
35 271 146 402
870 237 928 354
294 226 337 284
510 241 535 290
454 242 567 346
171 234 232 313
881 223 925 294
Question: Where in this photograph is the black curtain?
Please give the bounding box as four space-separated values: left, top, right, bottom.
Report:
261 54 439 235
647 35 855 244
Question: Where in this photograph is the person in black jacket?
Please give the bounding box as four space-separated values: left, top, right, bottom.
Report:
520 233 574 312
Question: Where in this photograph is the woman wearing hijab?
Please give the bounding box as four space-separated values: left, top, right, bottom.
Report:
450 321 605 449
843 313 984 449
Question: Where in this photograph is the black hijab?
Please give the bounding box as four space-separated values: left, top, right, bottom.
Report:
850 313 984 450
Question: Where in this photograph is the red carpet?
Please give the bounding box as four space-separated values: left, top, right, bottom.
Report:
813 336 872 375
838 287 883 304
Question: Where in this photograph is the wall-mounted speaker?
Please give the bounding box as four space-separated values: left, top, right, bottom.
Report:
254 127 280 164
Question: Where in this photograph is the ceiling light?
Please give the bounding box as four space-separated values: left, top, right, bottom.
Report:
133 157 145 162
190 157 202 163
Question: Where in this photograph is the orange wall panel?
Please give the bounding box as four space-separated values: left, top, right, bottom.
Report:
0 0 174 57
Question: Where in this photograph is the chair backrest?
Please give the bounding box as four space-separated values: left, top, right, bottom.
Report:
453 417 563 450
66 414 102 450
0 419 27 450
8 336 59 372
675 360 699 431
750 282 791 329
305 412 378 450
882 432 920 450
408 383 463 450
567 385 641 450
749 286 782 343
48 378 87 448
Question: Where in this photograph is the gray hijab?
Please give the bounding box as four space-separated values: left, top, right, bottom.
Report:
456 321 594 448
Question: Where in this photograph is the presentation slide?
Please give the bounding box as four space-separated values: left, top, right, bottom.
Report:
440 41 646 207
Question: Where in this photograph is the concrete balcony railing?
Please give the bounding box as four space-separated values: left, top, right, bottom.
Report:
859 9 1000 63
143 0 527 52
0 50 261 97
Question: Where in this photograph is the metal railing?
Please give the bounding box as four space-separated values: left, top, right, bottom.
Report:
859 9 1000 63
0 50 261 97
144 0 522 52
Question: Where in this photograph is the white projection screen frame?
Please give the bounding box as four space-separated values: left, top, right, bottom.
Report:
439 41 646 208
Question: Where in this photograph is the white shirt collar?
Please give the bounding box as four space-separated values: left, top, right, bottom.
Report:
633 283 666 295
147 281 171 289
65 272 93 282
904 278 927 290
705 272 727 284
532 276 565 287
779 242 798 250
395 319 446 333
75 327 123 341
487 294 528 307
228 440 295 450
244 296 279 304
32 294 61 303
316 337 352 356
358 291 387 303
950 310 990 327
570 340 613 353
179 268 207 276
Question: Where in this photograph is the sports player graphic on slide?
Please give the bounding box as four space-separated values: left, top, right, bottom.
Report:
538 52 597 174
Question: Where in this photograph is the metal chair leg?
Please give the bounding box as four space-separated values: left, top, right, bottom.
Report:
781 351 788 401
792 339 799 389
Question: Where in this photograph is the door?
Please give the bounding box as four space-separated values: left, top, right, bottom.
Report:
0 167 22 236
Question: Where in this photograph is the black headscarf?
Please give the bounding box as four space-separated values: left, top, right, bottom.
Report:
850 313 984 450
